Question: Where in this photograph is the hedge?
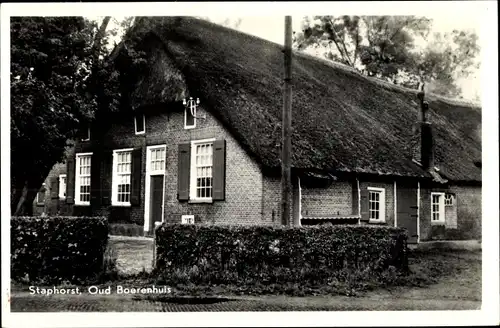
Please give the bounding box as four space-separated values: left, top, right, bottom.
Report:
154 224 408 285
11 216 109 284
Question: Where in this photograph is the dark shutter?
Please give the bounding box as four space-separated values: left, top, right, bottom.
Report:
50 178 59 199
90 151 102 207
360 188 369 221
212 139 226 201
101 151 113 205
66 157 76 204
130 148 142 206
177 143 191 201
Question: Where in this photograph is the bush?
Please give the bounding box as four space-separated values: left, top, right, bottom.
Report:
154 224 408 286
11 216 109 284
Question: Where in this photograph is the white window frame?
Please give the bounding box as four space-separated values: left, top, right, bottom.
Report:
144 144 167 232
367 187 386 223
112 148 134 206
37 183 46 204
184 106 196 130
189 138 215 203
81 127 90 141
134 114 146 135
75 153 92 206
444 193 454 206
431 192 446 224
58 174 67 199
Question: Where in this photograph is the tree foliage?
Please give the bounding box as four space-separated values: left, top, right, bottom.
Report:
10 16 124 215
294 15 480 98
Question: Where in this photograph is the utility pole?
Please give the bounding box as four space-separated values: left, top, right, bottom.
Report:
281 16 293 226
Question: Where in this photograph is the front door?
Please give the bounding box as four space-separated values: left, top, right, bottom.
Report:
397 183 419 243
149 175 164 233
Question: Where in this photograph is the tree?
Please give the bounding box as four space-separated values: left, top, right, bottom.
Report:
294 16 480 98
10 16 122 215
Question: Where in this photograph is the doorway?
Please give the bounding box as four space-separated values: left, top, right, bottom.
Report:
144 145 166 234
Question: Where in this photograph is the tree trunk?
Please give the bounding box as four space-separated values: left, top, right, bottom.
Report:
13 181 29 216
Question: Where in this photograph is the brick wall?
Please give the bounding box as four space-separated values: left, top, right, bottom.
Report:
450 185 481 239
261 176 294 226
419 184 481 241
73 104 265 229
301 182 353 217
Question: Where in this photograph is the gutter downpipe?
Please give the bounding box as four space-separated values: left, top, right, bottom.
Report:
357 178 361 225
417 181 421 243
394 181 397 227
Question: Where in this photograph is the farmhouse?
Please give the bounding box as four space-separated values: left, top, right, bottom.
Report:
34 17 482 243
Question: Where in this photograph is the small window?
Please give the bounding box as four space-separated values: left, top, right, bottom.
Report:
184 105 196 129
75 153 92 205
81 126 90 141
445 193 454 206
37 183 46 204
431 192 445 224
190 139 214 201
59 174 67 199
149 146 166 173
112 149 133 206
134 114 145 135
368 187 386 222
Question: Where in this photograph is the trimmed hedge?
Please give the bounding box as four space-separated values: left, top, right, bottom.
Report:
11 216 109 284
155 224 408 285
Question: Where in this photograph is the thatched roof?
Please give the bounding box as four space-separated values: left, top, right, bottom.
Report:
123 17 481 183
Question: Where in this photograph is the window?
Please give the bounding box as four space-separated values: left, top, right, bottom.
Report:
190 139 214 201
59 174 67 199
81 127 90 141
431 192 445 224
75 153 92 205
112 149 132 206
445 193 454 206
149 147 165 173
37 183 46 204
368 187 386 222
134 114 145 134
184 105 196 129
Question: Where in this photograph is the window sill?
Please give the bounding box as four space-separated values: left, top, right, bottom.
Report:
135 131 145 135
369 219 386 224
112 203 132 207
431 221 445 226
184 125 196 130
75 204 90 206
188 198 213 204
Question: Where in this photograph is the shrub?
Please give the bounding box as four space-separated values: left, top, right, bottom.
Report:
11 216 108 284
154 224 408 286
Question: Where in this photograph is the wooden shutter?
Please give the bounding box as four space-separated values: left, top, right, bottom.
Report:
50 178 59 199
101 151 113 205
177 143 191 201
130 148 142 206
360 187 369 221
212 139 226 201
90 151 102 207
66 157 76 204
